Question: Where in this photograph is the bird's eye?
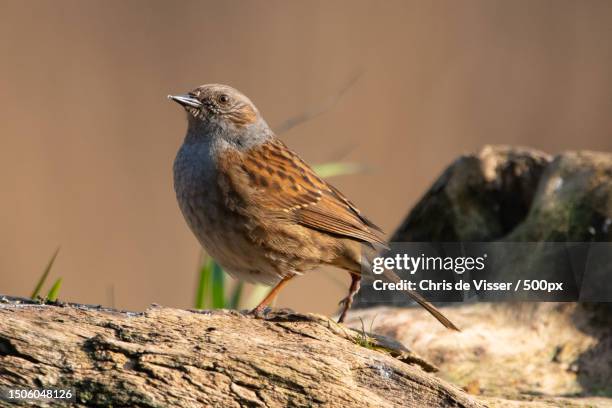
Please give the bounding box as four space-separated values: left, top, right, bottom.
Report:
218 94 230 104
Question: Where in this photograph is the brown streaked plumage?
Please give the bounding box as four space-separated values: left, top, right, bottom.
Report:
220 138 387 247
169 83 459 330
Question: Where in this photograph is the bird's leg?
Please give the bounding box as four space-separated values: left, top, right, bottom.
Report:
250 276 293 317
337 273 361 323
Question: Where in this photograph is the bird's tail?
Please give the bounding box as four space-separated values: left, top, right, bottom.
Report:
382 269 461 331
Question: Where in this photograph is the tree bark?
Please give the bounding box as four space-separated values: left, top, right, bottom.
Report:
0 296 483 408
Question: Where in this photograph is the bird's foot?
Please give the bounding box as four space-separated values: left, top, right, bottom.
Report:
248 306 272 319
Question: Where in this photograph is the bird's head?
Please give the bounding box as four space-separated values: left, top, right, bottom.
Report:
169 84 271 147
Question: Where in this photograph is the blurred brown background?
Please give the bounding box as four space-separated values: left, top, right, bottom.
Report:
1 0 612 314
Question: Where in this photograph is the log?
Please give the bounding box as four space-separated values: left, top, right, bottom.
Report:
0 297 483 408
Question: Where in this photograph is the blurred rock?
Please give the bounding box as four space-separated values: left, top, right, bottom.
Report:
391 145 551 242
356 146 612 307
507 150 612 242
391 145 612 243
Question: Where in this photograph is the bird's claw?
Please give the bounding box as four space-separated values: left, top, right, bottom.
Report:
248 306 272 319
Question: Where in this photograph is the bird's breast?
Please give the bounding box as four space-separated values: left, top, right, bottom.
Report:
173 141 259 275
173 141 223 230
172 138 334 285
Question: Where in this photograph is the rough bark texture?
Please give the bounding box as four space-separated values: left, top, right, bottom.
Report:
0 297 483 408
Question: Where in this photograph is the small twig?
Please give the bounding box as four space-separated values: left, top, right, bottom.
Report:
275 70 363 134
107 284 116 309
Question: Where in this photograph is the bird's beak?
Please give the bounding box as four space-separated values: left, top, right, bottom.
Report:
167 94 203 109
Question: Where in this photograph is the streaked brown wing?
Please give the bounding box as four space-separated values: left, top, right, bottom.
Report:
219 138 386 247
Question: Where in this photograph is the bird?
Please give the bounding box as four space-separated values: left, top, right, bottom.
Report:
169 84 459 330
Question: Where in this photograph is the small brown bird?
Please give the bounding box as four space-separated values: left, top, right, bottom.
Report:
169 84 458 330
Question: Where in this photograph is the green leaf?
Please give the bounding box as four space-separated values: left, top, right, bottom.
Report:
195 256 213 309
31 247 60 299
312 162 364 179
228 281 244 309
211 262 225 309
46 278 63 302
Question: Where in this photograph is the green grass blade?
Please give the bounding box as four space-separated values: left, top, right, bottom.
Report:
195 257 213 309
242 284 271 310
46 278 63 302
312 162 364 179
228 281 244 309
211 262 225 309
31 247 60 299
